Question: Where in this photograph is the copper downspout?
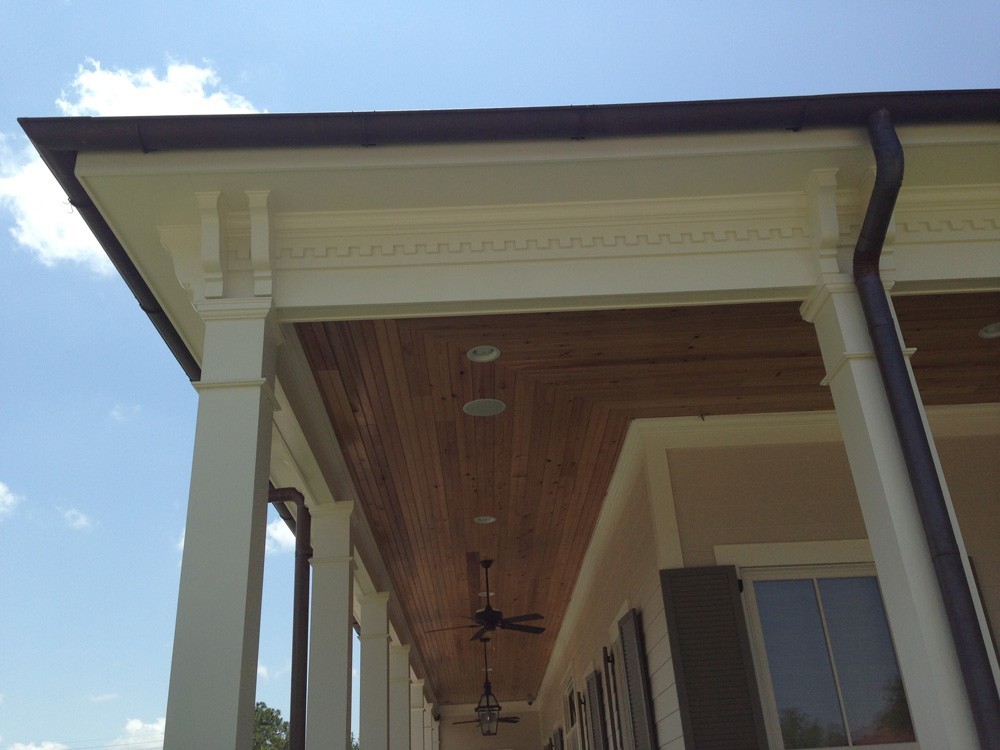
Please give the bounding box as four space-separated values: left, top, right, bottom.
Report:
855 109 1000 749
269 487 311 750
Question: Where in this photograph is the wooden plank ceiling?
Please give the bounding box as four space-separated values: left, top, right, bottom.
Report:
295 292 1000 706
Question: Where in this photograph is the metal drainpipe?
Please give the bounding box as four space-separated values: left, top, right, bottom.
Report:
269 487 312 750
854 109 1000 749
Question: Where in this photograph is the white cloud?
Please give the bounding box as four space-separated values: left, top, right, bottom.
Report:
56 59 258 117
0 140 108 273
5 717 165 750
175 529 185 554
107 718 165 750
258 663 270 679
88 692 119 703
0 481 23 520
110 403 141 423
265 517 296 554
62 508 92 530
0 59 259 274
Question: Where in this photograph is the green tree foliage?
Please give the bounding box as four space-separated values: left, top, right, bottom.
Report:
252 700 361 750
778 707 846 749
253 701 289 750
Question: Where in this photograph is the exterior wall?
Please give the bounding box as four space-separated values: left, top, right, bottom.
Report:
439 708 541 750
937 434 1000 642
538 467 682 749
666 433 1000 642
668 441 866 567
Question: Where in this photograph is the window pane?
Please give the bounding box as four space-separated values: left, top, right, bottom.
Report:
819 578 915 745
755 580 848 748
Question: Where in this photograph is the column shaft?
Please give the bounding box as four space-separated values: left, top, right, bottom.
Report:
306 503 355 750
410 680 426 750
164 304 277 750
390 644 412 750
804 283 980 748
360 592 391 750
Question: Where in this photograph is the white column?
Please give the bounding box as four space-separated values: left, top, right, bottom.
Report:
163 300 279 750
360 591 391 750
423 704 433 750
802 281 979 749
390 644 412 750
431 715 440 750
410 679 426 750
306 502 355 750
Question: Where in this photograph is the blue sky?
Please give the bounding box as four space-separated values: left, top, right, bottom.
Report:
0 2 997 748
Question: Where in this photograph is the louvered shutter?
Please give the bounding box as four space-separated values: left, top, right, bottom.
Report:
553 727 565 750
616 608 658 750
660 566 767 750
586 670 610 750
602 647 621 750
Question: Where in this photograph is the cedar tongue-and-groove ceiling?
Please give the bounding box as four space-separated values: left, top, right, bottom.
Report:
295 292 1000 706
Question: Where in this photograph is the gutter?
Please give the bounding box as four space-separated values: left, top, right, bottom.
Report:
855 109 1000 749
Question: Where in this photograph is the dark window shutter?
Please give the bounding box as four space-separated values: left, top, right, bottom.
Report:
602 647 621 750
660 566 768 750
617 608 658 750
586 670 610 750
553 727 565 750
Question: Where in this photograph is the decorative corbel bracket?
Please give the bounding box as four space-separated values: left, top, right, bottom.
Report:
197 191 225 299
806 168 841 281
247 190 275 297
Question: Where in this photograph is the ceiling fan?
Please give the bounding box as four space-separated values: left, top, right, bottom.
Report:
429 558 545 641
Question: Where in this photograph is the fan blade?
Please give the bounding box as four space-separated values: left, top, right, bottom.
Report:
469 625 489 641
502 612 544 623
425 623 479 634
499 621 545 634
453 719 479 725
499 716 521 724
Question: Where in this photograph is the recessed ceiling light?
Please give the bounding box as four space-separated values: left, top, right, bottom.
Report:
463 398 506 417
979 322 1000 339
474 515 496 525
467 345 501 363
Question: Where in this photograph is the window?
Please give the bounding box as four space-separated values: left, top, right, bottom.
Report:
743 565 916 749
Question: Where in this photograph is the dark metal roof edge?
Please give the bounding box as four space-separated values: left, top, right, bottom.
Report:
16 90 1000 383
19 89 1000 154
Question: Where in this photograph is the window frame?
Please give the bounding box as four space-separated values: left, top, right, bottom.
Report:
741 563 918 750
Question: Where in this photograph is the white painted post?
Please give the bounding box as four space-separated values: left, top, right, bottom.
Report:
410 679 426 750
163 300 279 750
803 281 980 749
423 704 433 750
306 502 355 750
360 591 391 750
390 644 412 750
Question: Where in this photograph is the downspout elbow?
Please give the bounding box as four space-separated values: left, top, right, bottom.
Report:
853 109 904 281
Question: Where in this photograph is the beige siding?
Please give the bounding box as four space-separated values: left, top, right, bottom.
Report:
440 709 542 750
938 434 1000 645
538 470 682 750
668 442 866 567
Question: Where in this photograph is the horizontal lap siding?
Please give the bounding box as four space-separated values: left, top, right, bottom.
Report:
540 473 683 749
641 599 681 749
